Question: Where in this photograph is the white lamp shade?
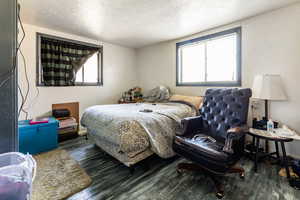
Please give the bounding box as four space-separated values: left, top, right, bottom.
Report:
252 74 287 100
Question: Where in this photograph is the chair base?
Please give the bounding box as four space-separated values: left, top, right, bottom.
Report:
177 163 245 199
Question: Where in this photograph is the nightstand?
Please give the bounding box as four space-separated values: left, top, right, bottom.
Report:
246 128 293 177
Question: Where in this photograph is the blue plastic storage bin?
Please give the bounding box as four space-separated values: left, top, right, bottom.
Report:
18 117 58 155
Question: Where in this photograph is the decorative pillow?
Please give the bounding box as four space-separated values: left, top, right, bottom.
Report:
169 94 204 109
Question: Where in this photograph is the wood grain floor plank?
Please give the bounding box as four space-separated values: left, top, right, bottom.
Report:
61 137 300 200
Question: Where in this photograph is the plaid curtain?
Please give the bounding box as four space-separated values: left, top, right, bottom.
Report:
41 37 100 86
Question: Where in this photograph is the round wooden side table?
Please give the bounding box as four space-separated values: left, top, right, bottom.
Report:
246 128 293 179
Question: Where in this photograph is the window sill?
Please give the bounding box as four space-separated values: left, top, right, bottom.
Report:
75 83 103 86
176 81 241 87
36 83 103 87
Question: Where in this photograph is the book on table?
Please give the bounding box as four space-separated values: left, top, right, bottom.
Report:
57 117 78 135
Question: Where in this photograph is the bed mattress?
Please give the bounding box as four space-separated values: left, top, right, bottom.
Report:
81 102 197 165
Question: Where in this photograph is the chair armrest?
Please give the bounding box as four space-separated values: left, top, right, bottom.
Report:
227 125 249 139
223 125 248 154
180 116 203 136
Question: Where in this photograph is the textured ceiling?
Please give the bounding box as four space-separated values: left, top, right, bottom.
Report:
19 0 300 48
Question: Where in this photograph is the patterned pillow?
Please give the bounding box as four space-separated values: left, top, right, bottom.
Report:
170 94 204 109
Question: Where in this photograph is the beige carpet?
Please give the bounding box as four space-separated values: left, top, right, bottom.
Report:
32 149 92 200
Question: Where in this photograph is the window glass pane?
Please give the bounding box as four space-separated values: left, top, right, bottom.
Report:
206 34 237 82
181 43 205 83
75 67 83 82
84 53 98 83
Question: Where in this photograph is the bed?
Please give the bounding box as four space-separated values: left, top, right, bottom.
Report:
81 101 199 166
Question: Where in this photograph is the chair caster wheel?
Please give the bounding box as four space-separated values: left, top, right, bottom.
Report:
240 172 245 179
216 191 224 199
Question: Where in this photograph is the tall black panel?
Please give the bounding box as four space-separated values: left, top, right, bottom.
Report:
0 0 17 153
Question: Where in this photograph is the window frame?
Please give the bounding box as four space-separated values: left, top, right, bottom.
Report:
36 32 103 87
176 27 242 87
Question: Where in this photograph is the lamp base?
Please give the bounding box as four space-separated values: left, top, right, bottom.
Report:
265 99 269 121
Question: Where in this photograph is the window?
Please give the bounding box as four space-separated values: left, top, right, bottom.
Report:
75 52 102 85
37 33 103 86
176 27 241 86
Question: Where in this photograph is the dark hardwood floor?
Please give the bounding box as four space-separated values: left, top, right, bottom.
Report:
60 137 300 200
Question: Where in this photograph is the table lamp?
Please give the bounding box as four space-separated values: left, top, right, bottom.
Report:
252 74 287 123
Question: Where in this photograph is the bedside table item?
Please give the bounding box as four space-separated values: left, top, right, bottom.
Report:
29 117 49 125
247 128 293 180
118 99 143 104
18 117 58 155
52 108 70 118
120 87 143 103
52 102 79 142
275 127 300 140
78 128 88 140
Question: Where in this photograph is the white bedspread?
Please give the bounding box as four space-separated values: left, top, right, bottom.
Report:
81 102 197 158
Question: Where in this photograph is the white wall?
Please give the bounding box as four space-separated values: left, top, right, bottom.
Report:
18 24 137 120
137 4 300 156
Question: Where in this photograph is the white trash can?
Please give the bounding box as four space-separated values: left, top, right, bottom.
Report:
0 152 36 200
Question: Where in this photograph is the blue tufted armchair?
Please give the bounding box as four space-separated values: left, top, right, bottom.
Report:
173 88 252 199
